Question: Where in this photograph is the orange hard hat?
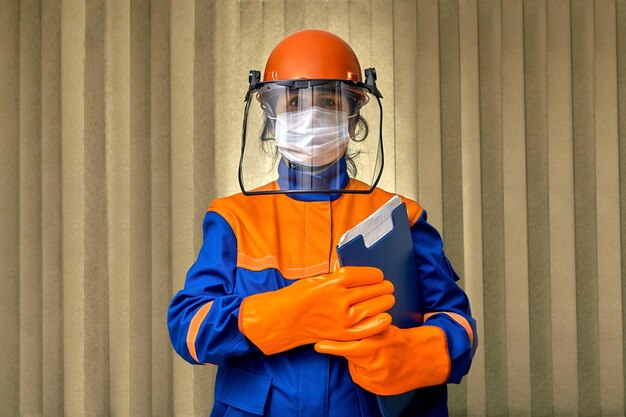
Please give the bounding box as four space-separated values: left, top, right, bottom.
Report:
263 30 362 82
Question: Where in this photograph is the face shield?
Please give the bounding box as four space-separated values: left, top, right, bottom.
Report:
239 69 384 195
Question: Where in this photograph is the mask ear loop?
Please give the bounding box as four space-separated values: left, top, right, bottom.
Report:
260 101 277 120
344 94 367 118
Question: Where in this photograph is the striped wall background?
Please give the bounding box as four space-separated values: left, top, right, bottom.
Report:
1 0 624 416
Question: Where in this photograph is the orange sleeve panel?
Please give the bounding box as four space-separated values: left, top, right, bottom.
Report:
186 301 214 363
424 311 475 347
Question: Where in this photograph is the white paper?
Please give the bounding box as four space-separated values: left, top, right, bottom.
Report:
338 195 403 249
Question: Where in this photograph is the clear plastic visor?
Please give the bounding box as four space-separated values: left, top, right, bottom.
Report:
239 81 383 195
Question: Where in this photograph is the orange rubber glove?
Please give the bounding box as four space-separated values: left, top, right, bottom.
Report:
314 325 451 395
238 266 394 355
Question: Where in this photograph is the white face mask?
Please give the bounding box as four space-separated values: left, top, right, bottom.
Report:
273 107 351 167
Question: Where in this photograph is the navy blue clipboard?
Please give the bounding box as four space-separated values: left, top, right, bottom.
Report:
336 201 422 417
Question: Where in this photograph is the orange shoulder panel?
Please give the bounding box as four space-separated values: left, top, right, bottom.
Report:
398 195 423 226
208 181 423 280
342 180 423 226
209 190 326 279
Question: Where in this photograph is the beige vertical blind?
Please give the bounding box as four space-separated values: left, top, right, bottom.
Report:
1 1 624 416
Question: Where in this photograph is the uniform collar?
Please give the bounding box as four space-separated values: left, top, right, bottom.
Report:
277 157 350 202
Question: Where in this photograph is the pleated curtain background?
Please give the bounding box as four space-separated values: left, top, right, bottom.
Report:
1 0 625 416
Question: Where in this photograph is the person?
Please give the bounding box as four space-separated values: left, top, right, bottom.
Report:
168 29 477 417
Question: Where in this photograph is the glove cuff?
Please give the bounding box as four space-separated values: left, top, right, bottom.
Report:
407 325 451 388
349 325 451 395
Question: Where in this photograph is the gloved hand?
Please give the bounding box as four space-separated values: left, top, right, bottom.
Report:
314 325 451 395
238 266 394 355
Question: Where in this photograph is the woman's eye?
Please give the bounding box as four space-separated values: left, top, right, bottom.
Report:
289 97 299 107
321 98 336 107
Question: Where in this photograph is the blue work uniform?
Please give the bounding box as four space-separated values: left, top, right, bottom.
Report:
168 158 477 417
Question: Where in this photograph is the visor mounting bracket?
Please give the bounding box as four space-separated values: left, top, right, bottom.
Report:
246 70 261 101
364 68 383 98
293 80 309 89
